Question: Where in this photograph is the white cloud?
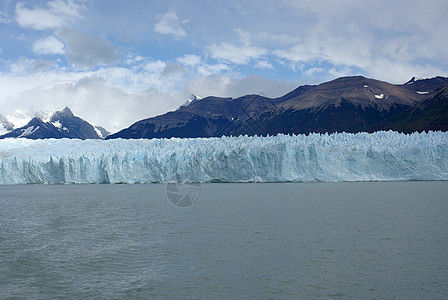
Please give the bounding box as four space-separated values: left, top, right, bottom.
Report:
161 63 187 77
235 28 251 46
207 27 271 66
15 0 84 30
271 0 448 82
0 0 12 24
196 63 230 76
366 60 447 84
9 57 58 74
32 36 65 55
58 29 119 68
177 54 201 68
303 67 324 77
143 60 166 73
48 0 83 19
209 43 268 65
257 32 302 45
154 9 187 39
255 60 273 70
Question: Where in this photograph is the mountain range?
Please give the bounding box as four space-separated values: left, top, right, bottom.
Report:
0 107 108 140
1 75 446 140
106 75 448 139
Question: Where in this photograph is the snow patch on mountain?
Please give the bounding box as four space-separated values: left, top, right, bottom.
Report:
177 94 202 110
94 126 110 139
18 126 39 137
374 93 384 99
94 127 104 138
404 77 426 85
52 120 62 129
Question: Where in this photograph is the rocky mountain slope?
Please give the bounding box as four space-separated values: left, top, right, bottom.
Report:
0 107 102 139
107 76 448 139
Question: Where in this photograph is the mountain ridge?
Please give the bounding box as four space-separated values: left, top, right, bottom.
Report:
107 75 448 139
0 107 103 140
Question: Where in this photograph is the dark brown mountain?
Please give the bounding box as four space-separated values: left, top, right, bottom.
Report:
106 94 279 139
240 76 448 135
106 76 448 139
374 83 448 132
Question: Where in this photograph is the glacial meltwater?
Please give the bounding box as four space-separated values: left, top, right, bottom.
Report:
1 182 447 299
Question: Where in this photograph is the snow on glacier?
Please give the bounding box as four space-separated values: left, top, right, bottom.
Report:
0 131 447 184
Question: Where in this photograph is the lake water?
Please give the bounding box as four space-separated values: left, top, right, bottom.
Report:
0 182 447 299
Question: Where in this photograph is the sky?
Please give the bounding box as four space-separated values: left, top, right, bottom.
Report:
0 0 447 132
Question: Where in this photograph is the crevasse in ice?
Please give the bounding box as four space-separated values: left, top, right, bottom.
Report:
0 131 447 184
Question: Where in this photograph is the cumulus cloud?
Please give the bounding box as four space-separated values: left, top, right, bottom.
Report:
32 36 65 55
208 28 269 65
9 57 58 73
58 29 119 68
235 28 251 46
209 43 267 65
270 0 448 82
15 0 84 30
255 60 274 70
196 63 229 76
154 8 187 38
176 54 201 68
161 63 187 77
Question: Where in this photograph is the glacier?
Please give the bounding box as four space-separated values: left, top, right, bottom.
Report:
0 131 447 184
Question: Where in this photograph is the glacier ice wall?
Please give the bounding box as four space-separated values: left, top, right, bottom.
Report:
0 131 447 184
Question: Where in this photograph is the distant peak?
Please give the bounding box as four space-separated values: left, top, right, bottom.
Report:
404 77 426 85
61 106 74 116
50 106 75 122
177 94 202 110
33 110 50 122
404 77 416 85
188 94 202 103
54 106 74 118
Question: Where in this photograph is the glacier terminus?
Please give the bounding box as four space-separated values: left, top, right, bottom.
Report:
0 131 447 184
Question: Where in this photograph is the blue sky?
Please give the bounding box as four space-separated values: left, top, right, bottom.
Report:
0 0 447 132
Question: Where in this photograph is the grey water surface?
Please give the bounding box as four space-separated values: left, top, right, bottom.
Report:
0 182 447 299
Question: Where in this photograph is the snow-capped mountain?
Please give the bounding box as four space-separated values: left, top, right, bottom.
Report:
177 94 202 110
0 114 14 135
0 107 104 140
94 126 110 139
